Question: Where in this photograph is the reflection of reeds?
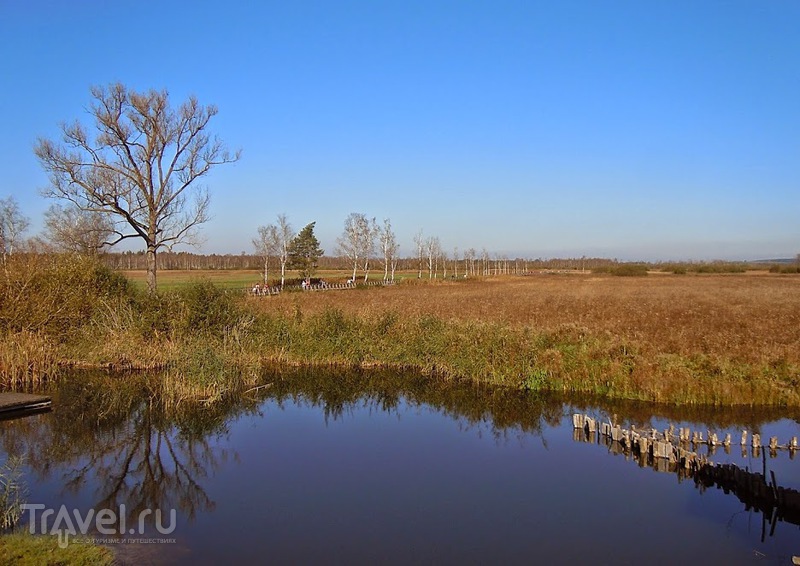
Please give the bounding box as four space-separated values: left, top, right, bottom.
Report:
0 454 26 530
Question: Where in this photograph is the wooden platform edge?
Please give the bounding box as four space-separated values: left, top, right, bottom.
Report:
0 393 52 414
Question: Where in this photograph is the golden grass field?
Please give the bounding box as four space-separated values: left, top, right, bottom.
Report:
114 268 800 404
125 268 800 369
254 271 800 369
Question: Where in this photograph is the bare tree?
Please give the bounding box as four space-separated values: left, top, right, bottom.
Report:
465 247 476 277
413 230 424 279
425 236 441 279
337 213 377 283
252 224 278 285
378 218 399 282
275 214 294 287
0 196 29 263
452 246 459 279
43 203 113 255
253 214 294 287
34 83 240 293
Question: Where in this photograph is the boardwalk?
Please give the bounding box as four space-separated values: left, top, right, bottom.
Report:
248 280 395 296
0 392 51 416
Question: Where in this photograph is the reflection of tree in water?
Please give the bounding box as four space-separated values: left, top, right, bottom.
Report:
263 365 800 444
0 372 263 528
266 366 566 444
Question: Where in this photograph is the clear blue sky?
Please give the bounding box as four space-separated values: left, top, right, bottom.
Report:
2 1 798 261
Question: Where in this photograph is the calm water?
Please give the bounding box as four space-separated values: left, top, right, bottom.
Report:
1 368 799 565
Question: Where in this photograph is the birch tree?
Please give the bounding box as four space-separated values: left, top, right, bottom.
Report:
425 236 441 279
272 214 294 287
34 83 240 293
337 212 377 282
378 218 399 282
413 229 424 279
465 247 476 276
252 224 279 285
0 196 29 263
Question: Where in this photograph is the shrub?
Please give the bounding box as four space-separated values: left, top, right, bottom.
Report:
611 264 649 277
0 254 133 337
174 278 242 337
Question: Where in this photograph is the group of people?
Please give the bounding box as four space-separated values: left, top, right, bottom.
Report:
250 283 272 296
251 279 331 295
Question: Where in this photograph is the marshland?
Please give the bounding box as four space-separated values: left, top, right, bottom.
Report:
2 254 800 563
3 253 799 407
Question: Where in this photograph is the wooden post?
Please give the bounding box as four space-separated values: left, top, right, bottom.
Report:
752 433 761 448
723 433 731 447
741 430 748 446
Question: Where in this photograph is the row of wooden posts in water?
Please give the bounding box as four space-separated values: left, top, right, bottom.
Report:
571 413 800 538
572 413 799 464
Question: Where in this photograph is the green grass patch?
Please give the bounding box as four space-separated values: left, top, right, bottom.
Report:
0 533 114 565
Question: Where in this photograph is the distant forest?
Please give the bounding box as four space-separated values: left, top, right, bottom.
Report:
99 250 794 274
101 250 615 273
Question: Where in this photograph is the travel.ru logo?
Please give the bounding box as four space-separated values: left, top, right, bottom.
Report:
21 504 176 548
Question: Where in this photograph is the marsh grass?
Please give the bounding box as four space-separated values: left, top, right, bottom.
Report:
3 255 799 406
247 273 800 405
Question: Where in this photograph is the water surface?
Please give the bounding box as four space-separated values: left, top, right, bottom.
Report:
1 369 798 564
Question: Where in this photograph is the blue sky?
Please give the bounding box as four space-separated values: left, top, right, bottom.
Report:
2 1 798 261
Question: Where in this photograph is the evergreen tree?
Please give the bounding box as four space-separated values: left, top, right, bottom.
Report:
287 222 324 281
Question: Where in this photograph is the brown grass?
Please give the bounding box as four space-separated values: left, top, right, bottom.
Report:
254 273 800 369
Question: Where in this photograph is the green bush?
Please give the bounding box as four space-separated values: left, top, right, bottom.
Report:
174 278 242 337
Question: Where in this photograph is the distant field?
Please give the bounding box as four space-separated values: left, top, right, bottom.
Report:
122 268 800 370
253 271 800 370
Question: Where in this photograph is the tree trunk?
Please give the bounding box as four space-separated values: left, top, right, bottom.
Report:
146 245 157 294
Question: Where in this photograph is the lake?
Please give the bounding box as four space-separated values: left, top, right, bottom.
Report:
1 368 798 564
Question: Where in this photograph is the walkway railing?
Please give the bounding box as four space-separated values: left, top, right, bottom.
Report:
248 280 395 296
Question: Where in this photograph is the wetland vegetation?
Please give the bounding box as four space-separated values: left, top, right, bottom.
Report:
1 253 798 407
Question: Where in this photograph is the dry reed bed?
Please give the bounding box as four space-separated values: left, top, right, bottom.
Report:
259 273 800 368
